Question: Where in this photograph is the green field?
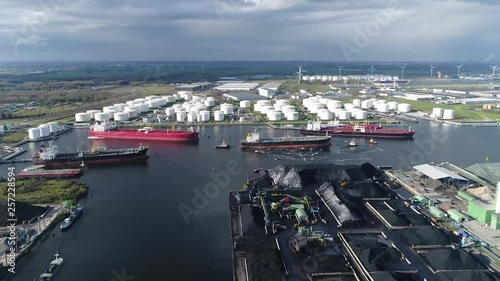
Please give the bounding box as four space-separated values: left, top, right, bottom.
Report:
0 131 26 143
387 98 500 121
0 179 88 205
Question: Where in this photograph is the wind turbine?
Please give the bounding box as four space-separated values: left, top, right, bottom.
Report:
455 64 464 77
336 65 345 79
490 64 499 77
294 66 306 84
368 63 376 76
399 64 407 79
429 64 437 78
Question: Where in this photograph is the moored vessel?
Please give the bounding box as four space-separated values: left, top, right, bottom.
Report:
17 166 83 179
60 206 83 231
241 129 331 150
88 121 199 142
35 252 63 281
32 144 149 168
301 121 414 139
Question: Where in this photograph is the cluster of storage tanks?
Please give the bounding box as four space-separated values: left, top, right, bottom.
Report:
74 94 185 123
252 99 299 121
28 122 59 140
431 108 455 119
164 96 220 123
301 97 412 121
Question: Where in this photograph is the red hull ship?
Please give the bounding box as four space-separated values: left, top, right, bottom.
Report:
88 122 199 142
301 121 415 139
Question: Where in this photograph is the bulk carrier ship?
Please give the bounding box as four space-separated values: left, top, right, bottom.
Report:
300 121 415 139
241 129 331 150
33 144 149 167
88 121 199 142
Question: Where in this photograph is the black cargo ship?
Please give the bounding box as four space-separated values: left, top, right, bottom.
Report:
241 130 331 150
32 144 149 167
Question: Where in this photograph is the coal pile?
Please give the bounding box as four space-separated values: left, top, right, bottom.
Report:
0 201 48 227
420 249 489 272
436 271 500 281
340 181 390 199
395 225 459 248
246 249 286 281
368 200 430 228
317 182 357 224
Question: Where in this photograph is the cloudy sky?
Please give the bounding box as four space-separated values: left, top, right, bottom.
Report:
0 0 499 62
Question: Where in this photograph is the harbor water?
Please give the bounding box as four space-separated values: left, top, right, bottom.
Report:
3 121 500 281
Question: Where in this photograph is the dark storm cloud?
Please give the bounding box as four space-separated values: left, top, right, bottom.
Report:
0 0 498 61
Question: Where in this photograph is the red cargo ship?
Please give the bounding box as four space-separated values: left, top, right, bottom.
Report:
301 121 415 139
88 121 199 142
17 165 83 179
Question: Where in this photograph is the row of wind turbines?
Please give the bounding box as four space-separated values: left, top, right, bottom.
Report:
293 63 500 84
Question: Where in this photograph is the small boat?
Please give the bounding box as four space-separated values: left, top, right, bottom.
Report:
215 139 231 149
369 138 377 145
87 136 105 140
346 138 358 147
35 251 63 281
60 206 83 231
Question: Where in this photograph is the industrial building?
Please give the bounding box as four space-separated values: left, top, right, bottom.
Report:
413 164 469 189
393 93 436 101
175 82 212 91
457 98 500 105
258 82 282 98
214 82 259 91
222 92 266 102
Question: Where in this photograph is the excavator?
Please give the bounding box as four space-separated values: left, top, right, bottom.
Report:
289 226 333 253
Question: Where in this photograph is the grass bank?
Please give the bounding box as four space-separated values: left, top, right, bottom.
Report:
0 179 88 205
0 131 26 143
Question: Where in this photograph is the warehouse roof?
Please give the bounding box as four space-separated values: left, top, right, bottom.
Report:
414 164 467 181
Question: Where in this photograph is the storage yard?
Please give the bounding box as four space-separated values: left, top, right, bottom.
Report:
229 163 500 281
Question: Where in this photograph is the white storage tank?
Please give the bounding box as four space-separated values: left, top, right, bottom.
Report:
204 99 216 107
275 100 290 106
28 128 41 140
319 98 331 105
377 104 390 113
260 105 274 114
352 99 362 107
432 108 444 118
327 100 342 111
38 124 50 137
281 105 295 113
267 111 281 121
360 100 371 109
86 110 101 119
176 111 187 122
388 102 399 111
113 103 127 111
213 111 225 121
192 105 207 114
173 104 184 113
48 122 59 133
220 104 234 115
318 109 333 120
257 100 271 106
376 99 387 105
162 96 176 103
156 98 167 107
75 113 91 122
355 111 368 120
240 100 251 108
337 111 351 120
442 109 455 120
397 103 412 113
286 112 299 121
273 104 283 111
139 103 150 112
114 112 129 122
103 106 119 113
199 111 210 122
308 103 325 114
95 112 110 122
125 109 138 118
147 99 161 108
187 112 198 122
165 108 175 116
254 103 262 112
134 98 147 103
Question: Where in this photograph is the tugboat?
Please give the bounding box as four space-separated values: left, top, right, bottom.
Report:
215 139 231 149
35 252 63 281
346 138 358 147
60 206 83 231
369 138 377 145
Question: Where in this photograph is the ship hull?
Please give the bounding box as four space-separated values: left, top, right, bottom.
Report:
17 169 83 179
88 129 199 142
241 138 331 150
34 148 149 168
300 129 414 139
